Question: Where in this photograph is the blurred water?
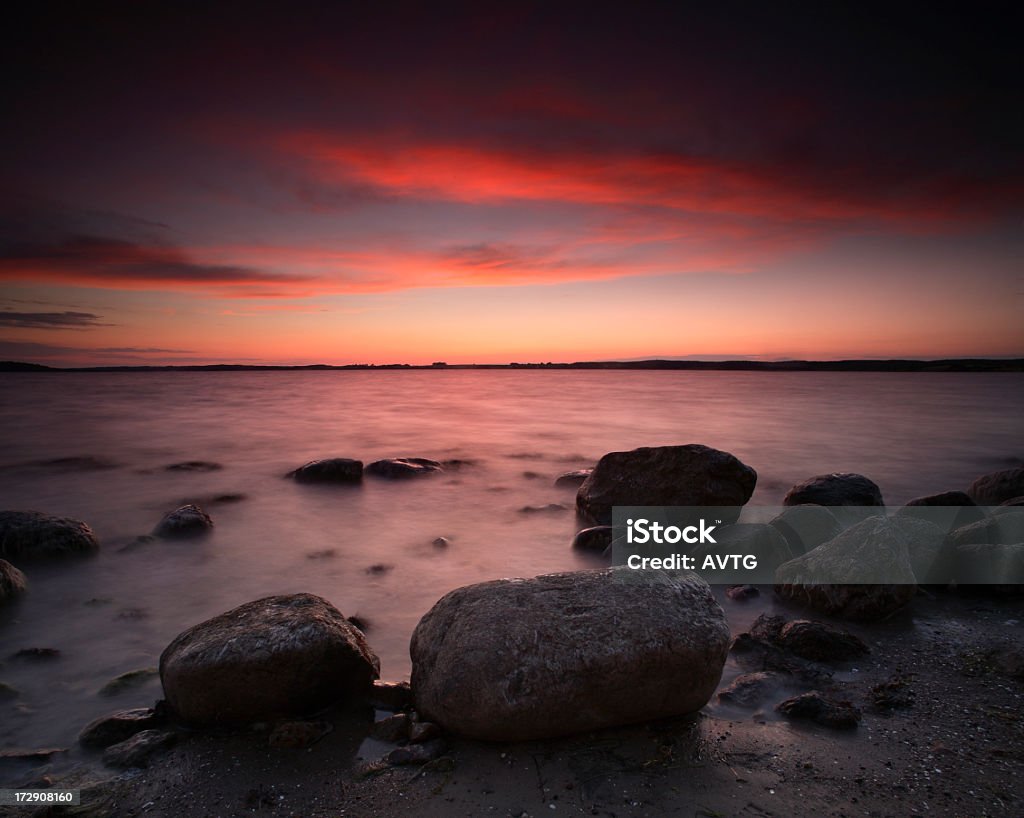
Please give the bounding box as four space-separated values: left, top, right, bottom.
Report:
0 369 1021 757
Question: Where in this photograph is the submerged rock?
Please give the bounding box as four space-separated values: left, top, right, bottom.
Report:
717 671 781 708
777 620 869 662
102 729 177 769
782 473 884 515
967 468 1024 505
0 510 99 560
776 691 861 729
571 525 613 553
554 469 592 488
287 458 363 483
153 504 213 539
0 559 27 602
576 444 757 526
366 458 443 478
79 707 165 748
410 568 730 741
160 593 380 726
518 503 568 514
769 505 842 556
773 516 920 621
165 461 222 472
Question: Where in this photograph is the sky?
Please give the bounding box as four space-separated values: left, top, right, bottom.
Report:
1 2 1022 366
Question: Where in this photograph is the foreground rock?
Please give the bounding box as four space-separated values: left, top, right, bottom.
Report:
287 458 363 483
160 593 379 726
774 516 922 621
102 729 177 769
967 468 1024 505
411 568 730 741
153 504 213 538
366 458 443 478
783 473 884 513
0 559 27 602
576 444 757 525
0 510 99 560
776 691 861 729
79 707 165 748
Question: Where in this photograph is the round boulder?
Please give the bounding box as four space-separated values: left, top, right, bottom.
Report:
160 593 380 726
967 468 1024 505
576 444 757 526
0 510 99 560
287 458 363 483
783 473 884 509
410 568 730 741
153 504 213 539
0 559 27 602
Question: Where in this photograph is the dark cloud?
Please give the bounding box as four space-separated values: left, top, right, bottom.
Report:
0 310 110 329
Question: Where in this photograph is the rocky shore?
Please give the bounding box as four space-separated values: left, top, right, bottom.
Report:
1 445 1022 816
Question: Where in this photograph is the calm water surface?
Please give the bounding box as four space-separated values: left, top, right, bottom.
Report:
0 370 1021 760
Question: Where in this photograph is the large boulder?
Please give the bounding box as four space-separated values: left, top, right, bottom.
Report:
783 473 884 510
160 593 379 726
410 568 730 741
690 523 794 583
769 505 841 556
287 458 363 483
0 510 99 560
0 559 27 602
967 468 1024 505
895 491 985 531
575 445 756 526
773 516 924 621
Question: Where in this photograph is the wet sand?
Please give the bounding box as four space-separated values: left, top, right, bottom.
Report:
8 590 1021 818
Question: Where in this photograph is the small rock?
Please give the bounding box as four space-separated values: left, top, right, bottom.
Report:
99 667 158 696
554 469 591 489
365 564 393 575
717 672 780 708
0 747 66 761
12 647 60 661
777 620 869 662
0 559 27 602
165 461 222 472
369 713 410 742
868 676 915 710
79 707 165 748
287 458 363 483
366 458 443 479
409 720 443 743
571 526 613 552
268 720 332 748
386 739 447 766
102 729 177 768
749 613 787 642
0 681 20 699
725 584 759 601
432 537 450 548
776 691 861 729
153 504 213 539
519 503 568 514
522 471 543 480
368 680 413 711
306 548 337 560
0 510 100 560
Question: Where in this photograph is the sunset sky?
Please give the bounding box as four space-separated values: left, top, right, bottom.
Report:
1 3 1021 366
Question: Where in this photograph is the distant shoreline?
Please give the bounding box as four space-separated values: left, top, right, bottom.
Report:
2 358 1023 373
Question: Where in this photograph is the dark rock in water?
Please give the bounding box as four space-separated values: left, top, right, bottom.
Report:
967 468 1024 505
365 563 393 575
153 504 213 539
287 458 363 483
268 720 332 748
387 739 447 766
0 681 20 699
717 671 780 708
554 469 591 488
749 613 787 642
440 458 476 470
366 458 443 479
306 548 337 560
369 713 410 742
431 536 450 548
410 567 730 741
774 516 919 621
896 492 985 532
769 505 841 556
519 503 568 514
27 456 118 472
160 593 379 726
783 473 884 516
571 526 613 553
521 470 542 480
102 729 177 769
576 444 756 526
950 512 1024 546
777 620 869 662
79 707 165 748
0 510 99 560
409 719 442 743
0 747 66 761
165 461 222 472
0 559 27 602
776 691 861 729
99 667 158 696
725 584 759 601
368 680 413 712
12 647 60 661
